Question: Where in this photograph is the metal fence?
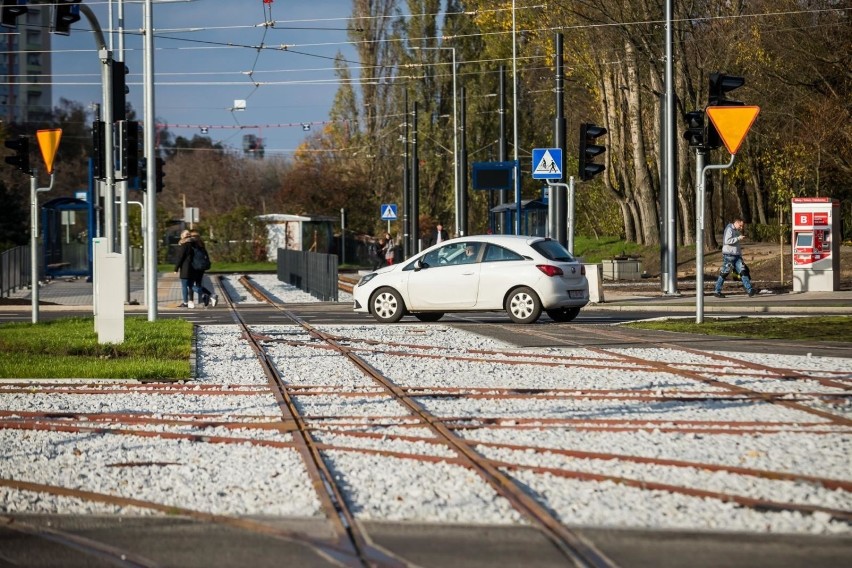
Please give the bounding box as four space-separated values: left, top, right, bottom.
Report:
277 249 338 302
0 245 31 298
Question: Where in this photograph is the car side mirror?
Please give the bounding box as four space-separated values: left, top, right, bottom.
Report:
414 259 424 271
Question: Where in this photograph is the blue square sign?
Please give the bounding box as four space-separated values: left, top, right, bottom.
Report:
380 204 398 220
531 148 563 179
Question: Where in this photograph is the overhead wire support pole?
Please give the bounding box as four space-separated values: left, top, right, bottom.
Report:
512 0 521 235
143 0 158 321
664 0 677 295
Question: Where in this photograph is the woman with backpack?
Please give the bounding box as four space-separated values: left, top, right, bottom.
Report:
189 231 217 307
173 230 197 308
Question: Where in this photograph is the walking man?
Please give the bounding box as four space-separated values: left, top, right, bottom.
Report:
714 217 755 298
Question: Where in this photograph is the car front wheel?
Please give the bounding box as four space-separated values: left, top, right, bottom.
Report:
371 288 406 323
506 287 542 324
545 307 581 322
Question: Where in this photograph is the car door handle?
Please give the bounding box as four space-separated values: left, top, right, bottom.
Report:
461 272 475 276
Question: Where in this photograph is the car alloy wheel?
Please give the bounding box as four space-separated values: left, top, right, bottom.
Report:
371 288 405 323
506 286 542 324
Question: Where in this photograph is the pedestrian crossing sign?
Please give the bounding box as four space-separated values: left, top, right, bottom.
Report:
380 203 398 220
532 148 562 179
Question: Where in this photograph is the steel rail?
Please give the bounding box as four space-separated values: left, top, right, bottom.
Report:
216 275 405 568
505 325 852 427
0 515 161 567
236 275 619 568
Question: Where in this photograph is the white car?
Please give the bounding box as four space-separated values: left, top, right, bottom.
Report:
353 235 589 324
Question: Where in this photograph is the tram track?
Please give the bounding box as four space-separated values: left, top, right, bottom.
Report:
231 275 851 557
235 274 620 567
1 274 849 566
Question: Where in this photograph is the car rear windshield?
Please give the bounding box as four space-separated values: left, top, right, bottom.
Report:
531 240 576 262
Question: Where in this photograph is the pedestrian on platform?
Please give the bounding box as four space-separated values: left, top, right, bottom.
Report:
714 217 755 298
190 231 217 307
174 230 196 308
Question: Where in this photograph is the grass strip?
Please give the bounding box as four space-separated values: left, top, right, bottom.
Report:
626 316 852 341
0 317 192 379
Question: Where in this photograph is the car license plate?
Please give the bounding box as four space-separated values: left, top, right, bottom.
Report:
569 290 583 299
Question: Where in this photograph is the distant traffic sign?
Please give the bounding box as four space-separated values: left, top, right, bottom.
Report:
380 203 398 221
705 106 760 155
531 148 562 179
36 128 62 174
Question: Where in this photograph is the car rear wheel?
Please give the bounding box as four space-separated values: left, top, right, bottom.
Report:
506 287 542 324
413 312 443 322
371 288 406 323
545 307 581 322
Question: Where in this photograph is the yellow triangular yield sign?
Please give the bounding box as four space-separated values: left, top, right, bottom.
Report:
706 106 760 155
36 129 62 174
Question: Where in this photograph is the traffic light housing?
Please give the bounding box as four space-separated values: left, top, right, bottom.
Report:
112 61 128 122
706 72 745 149
155 157 165 193
118 120 139 179
4 136 30 174
92 120 106 180
52 0 81 35
683 110 705 147
578 123 607 181
138 159 148 191
1 0 27 29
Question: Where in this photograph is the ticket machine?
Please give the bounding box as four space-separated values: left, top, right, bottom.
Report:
791 197 840 292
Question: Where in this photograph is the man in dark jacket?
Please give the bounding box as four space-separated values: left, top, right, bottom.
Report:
426 223 449 247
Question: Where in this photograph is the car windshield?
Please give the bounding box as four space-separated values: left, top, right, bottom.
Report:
531 239 575 262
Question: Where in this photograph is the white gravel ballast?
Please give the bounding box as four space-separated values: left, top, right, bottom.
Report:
1 277 850 537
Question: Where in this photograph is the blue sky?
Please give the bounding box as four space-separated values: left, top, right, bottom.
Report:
52 0 358 156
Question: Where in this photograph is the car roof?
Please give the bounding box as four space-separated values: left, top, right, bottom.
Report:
440 234 546 245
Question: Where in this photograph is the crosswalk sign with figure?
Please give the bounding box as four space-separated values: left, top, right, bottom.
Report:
532 148 563 180
380 204 398 220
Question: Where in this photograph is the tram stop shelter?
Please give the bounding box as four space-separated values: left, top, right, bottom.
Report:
41 197 92 280
489 199 548 237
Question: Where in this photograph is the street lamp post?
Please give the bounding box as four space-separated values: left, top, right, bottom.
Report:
416 46 460 236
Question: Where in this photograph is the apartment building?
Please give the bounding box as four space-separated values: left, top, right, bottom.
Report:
1 6 53 124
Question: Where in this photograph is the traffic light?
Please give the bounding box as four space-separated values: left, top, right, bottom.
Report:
92 120 106 180
683 110 705 147
706 72 745 149
118 120 139 179
578 123 607 181
4 136 30 174
155 157 165 193
138 159 148 191
52 0 81 35
1 0 27 29
112 61 128 122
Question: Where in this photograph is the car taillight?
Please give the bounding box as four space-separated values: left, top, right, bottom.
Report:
536 264 563 277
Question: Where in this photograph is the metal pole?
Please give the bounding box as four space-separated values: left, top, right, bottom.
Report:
664 0 677 294
512 0 520 235
553 33 567 246
459 85 467 236
340 208 346 265
695 149 707 323
29 171 54 323
568 176 576 255
698 154 737 322
411 101 420 252
30 173 39 323
143 0 157 321
451 48 459 237
117 0 130 302
402 91 410 259
99 47 115 252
